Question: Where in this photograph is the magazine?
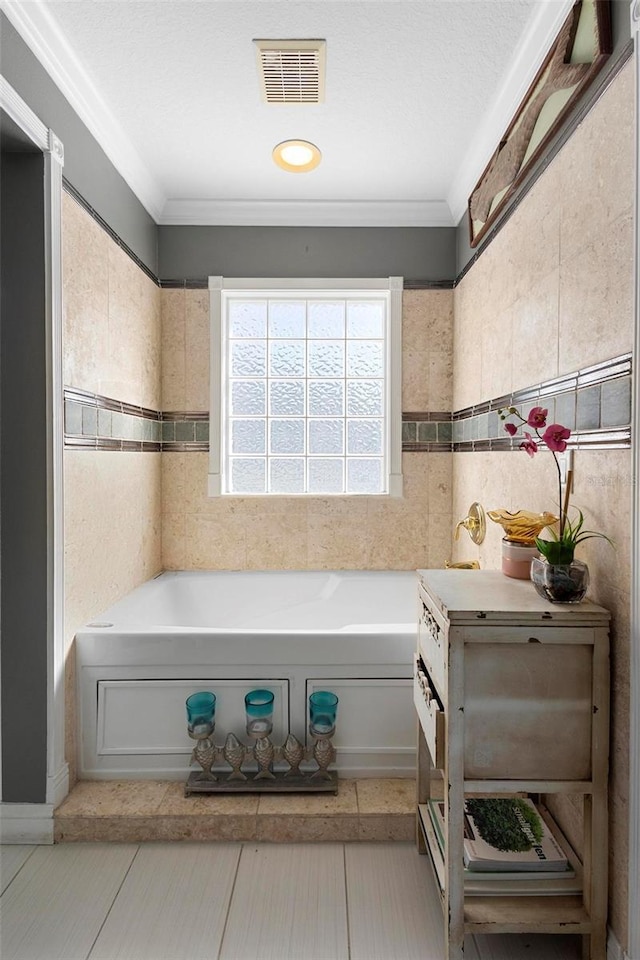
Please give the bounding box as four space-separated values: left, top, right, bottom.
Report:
418 804 581 896
429 798 570 873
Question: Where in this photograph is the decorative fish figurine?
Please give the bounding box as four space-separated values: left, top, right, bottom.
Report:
311 736 335 780
223 733 247 781
192 737 217 781
282 734 305 778
253 736 276 780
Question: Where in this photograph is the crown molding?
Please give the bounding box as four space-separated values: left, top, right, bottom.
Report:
1 0 577 231
447 0 575 224
160 198 455 227
0 0 165 221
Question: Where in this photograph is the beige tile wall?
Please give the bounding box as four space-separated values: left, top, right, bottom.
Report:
160 288 210 411
451 62 634 950
161 289 454 571
63 194 162 782
63 192 161 410
453 62 635 410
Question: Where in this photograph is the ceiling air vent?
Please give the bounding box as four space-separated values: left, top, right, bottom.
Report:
253 39 326 104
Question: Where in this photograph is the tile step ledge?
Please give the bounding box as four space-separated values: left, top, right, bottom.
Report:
54 778 416 843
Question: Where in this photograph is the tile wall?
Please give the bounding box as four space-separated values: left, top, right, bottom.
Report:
451 60 634 951
159 289 455 570
62 191 162 783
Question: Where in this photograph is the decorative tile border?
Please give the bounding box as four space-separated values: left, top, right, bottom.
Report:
450 354 632 452
401 416 453 451
159 278 456 290
64 387 161 450
64 355 631 455
161 412 209 450
402 355 632 453
159 279 209 289
63 389 207 452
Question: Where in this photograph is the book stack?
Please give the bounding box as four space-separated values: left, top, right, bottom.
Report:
420 797 582 896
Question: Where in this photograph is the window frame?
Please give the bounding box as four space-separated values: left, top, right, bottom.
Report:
208 277 403 497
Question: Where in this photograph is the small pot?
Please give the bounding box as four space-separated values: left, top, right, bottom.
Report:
501 539 539 580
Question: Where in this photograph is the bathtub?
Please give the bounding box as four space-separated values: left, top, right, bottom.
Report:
76 570 419 779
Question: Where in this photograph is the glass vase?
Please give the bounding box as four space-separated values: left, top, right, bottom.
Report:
530 556 589 604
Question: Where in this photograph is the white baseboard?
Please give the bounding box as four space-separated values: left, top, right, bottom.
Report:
47 762 69 808
0 803 54 844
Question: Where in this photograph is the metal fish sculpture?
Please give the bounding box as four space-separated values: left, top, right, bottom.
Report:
282 734 305 778
192 737 217 781
223 732 247 781
311 737 335 780
253 736 276 780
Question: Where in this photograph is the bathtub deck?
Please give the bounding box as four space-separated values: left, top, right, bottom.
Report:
54 777 418 843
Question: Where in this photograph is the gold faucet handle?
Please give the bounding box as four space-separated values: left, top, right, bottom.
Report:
455 518 474 539
454 503 486 545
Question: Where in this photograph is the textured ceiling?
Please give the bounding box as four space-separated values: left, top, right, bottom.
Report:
40 0 547 221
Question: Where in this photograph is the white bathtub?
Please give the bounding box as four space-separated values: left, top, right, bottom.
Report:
76 571 419 779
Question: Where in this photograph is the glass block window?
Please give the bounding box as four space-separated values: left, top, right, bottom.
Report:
209 279 403 497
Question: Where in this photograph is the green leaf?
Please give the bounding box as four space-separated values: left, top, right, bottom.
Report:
536 538 574 564
536 506 613 561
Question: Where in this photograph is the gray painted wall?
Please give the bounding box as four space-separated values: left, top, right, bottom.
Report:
158 224 457 282
2 11 457 283
1 151 49 802
455 0 633 275
2 3 631 283
0 12 157 274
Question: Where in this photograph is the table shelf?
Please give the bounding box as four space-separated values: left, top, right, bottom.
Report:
414 569 610 960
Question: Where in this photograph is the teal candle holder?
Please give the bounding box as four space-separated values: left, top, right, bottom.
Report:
186 691 216 738
309 691 338 737
183 687 339 795
308 691 338 781
186 691 217 782
245 688 274 738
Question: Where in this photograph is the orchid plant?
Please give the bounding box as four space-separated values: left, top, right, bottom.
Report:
499 405 611 564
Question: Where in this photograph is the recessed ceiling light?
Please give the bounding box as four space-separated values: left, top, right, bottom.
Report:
272 139 321 173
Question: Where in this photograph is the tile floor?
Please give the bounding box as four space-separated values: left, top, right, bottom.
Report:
0 841 583 960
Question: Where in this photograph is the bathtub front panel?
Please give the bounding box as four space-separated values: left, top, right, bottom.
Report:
90 679 289 777
76 570 419 779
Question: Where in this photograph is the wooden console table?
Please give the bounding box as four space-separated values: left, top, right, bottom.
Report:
414 569 610 959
